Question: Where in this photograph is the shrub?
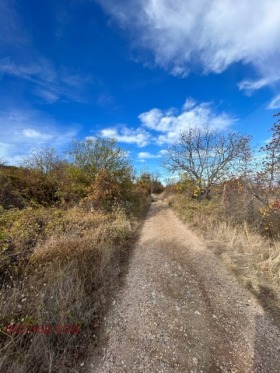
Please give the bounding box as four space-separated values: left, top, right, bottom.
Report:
0 207 134 372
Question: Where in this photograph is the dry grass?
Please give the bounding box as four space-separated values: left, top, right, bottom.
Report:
0 206 142 372
169 193 280 326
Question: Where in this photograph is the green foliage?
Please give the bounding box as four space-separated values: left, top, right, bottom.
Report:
0 136 152 280
68 137 131 181
84 168 132 211
0 137 153 371
0 139 153 212
135 173 153 196
135 172 164 195
0 166 26 208
0 165 61 208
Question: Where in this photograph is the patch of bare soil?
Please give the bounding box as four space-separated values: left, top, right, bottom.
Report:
88 200 280 372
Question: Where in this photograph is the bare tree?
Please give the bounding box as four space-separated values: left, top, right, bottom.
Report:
23 147 61 174
0 157 6 166
261 112 280 189
164 126 251 198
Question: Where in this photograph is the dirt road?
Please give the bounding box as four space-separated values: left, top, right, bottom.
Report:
90 199 280 372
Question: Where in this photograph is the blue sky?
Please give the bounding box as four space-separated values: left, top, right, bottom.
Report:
0 0 280 175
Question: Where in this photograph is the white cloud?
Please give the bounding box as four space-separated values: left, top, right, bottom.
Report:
182 98 196 110
98 0 280 83
100 126 151 147
238 77 280 94
138 149 168 159
138 109 163 129
0 108 78 164
101 129 118 138
138 152 154 159
139 99 236 144
22 129 53 141
267 95 280 110
100 99 235 148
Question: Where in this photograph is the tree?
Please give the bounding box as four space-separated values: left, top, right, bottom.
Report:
135 172 164 195
164 126 251 198
67 137 131 180
23 147 61 174
0 157 6 166
261 112 280 189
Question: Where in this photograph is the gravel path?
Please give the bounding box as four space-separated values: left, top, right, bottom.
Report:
89 199 280 372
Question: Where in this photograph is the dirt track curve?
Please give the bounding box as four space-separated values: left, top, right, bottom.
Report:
89 199 280 373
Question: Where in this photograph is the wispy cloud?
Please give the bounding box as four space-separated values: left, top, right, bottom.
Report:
0 58 92 104
238 76 280 94
33 87 60 104
267 95 280 110
97 0 280 85
0 58 56 83
0 108 78 164
0 0 28 48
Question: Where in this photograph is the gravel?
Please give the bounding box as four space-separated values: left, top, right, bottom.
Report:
88 199 280 373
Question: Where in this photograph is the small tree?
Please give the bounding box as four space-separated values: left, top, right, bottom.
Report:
164 126 251 198
0 157 6 166
23 147 60 174
68 137 131 181
135 172 164 195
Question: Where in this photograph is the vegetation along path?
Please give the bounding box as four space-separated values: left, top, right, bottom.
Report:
89 198 280 373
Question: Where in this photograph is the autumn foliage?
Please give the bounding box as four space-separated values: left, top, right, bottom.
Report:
0 137 160 372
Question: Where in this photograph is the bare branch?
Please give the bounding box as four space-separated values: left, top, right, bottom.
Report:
163 126 251 195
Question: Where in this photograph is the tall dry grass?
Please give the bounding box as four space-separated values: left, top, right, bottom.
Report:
169 193 280 326
0 206 142 372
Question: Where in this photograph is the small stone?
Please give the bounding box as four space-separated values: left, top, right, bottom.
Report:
193 357 198 365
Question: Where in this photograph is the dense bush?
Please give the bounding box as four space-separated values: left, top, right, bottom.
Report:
0 137 153 372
